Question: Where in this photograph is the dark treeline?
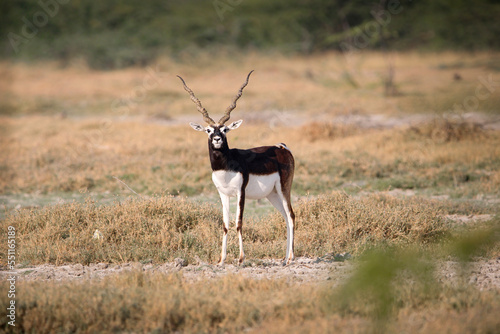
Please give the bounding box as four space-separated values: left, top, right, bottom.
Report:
2 0 499 69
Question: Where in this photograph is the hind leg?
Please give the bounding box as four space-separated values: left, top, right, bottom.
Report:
267 190 295 265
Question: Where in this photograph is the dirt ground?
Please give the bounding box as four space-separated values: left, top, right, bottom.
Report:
5 255 499 291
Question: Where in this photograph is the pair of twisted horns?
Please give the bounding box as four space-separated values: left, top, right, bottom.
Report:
177 70 254 126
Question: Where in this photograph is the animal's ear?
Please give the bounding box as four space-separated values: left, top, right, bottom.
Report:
189 122 205 132
227 120 243 130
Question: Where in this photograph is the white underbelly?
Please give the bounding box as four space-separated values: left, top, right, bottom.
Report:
212 171 279 199
246 173 280 199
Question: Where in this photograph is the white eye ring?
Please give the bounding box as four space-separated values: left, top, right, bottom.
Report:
221 127 228 133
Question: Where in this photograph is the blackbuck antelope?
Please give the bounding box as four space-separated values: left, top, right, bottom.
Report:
177 71 296 265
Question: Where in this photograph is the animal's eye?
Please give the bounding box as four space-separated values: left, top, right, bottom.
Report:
206 128 214 134
221 127 227 133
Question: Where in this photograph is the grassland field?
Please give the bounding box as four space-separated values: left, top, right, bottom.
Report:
1 51 500 333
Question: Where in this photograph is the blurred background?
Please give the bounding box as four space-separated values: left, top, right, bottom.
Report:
2 0 500 69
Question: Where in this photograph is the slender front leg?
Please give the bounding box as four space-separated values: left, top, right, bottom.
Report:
217 191 230 265
236 190 245 265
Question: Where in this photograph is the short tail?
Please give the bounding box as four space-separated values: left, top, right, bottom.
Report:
275 143 292 153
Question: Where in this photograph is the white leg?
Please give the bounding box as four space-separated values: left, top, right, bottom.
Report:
218 191 230 265
285 203 295 264
267 190 295 265
236 191 245 264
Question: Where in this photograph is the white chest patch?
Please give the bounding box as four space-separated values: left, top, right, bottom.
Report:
212 171 280 199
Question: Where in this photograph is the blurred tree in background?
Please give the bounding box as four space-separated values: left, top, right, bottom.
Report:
1 0 499 69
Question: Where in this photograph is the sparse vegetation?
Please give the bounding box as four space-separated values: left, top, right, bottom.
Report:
1 192 453 266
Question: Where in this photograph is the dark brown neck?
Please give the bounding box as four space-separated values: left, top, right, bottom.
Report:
209 139 231 171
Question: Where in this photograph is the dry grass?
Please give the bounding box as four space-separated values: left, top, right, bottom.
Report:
1 196 222 265
2 51 499 201
407 118 487 143
294 123 500 196
3 51 500 118
0 116 212 196
0 273 318 333
292 193 447 255
299 122 360 142
1 116 499 199
0 192 455 266
1 257 499 333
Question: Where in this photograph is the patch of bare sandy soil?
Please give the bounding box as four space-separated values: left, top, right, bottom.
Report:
438 260 500 290
6 256 350 285
5 255 500 291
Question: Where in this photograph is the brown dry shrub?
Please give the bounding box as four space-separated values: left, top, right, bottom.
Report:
408 118 486 143
299 122 359 142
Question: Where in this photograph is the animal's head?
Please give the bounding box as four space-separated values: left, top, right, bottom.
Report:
178 71 253 150
189 120 242 149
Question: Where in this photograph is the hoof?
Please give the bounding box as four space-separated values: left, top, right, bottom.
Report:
238 255 245 265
